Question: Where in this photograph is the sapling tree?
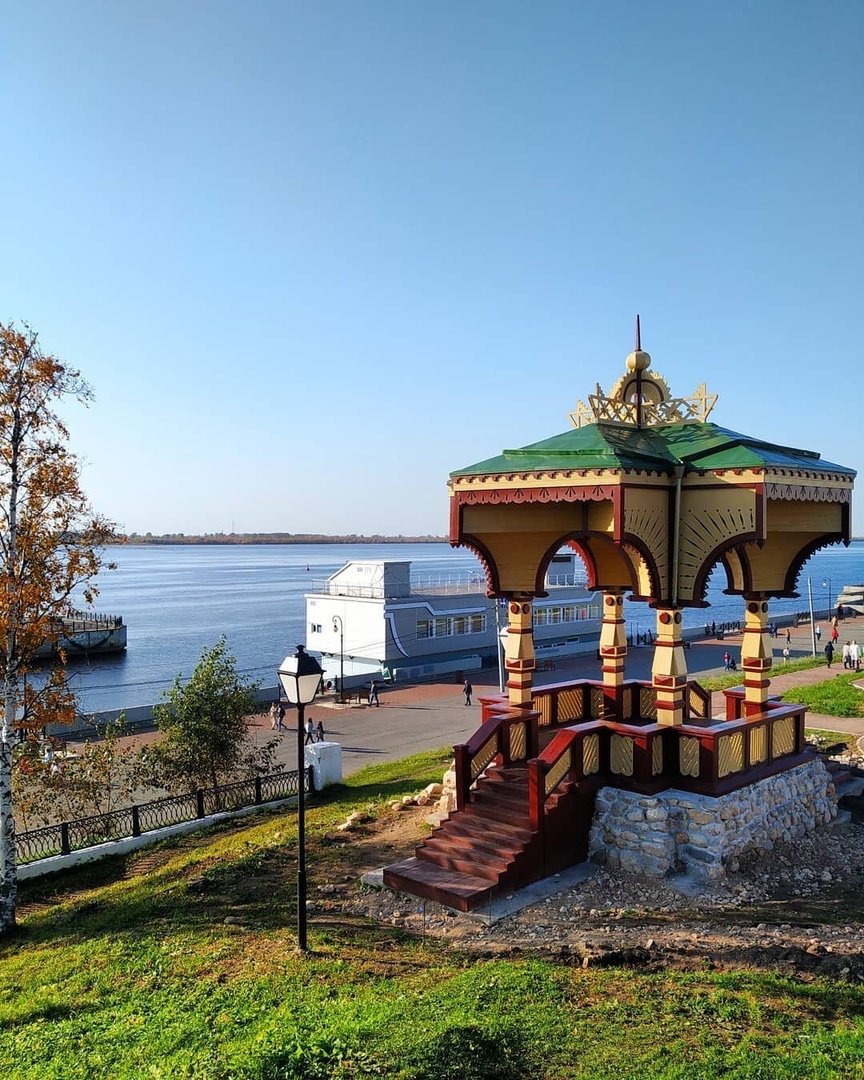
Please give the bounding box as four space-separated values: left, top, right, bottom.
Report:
142 638 276 800
0 321 115 934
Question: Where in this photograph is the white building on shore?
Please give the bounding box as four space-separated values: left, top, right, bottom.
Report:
305 553 601 690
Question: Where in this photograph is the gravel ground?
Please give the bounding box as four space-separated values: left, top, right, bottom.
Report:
339 754 864 980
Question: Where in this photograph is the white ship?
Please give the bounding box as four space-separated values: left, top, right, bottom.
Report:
305 552 600 689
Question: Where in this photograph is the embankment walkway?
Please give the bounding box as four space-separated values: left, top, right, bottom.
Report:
77 615 864 783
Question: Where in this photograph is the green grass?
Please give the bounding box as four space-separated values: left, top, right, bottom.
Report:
700 656 826 693
784 671 864 718
806 728 859 752
2 749 864 1078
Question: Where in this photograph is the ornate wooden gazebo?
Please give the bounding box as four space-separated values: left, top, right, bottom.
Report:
384 327 856 910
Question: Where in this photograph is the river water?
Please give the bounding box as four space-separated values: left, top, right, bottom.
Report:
64 541 864 714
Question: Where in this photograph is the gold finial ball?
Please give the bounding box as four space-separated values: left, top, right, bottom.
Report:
625 349 651 372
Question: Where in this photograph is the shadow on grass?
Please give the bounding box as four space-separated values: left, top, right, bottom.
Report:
10 754 449 952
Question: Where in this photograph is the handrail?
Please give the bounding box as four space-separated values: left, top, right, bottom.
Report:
532 677 713 727
677 702 807 784
685 680 711 720
527 721 606 829
678 700 805 737
453 708 539 810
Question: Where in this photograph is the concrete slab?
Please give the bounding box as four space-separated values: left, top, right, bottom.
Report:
364 861 601 925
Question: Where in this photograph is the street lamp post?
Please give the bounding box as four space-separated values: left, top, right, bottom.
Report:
332 615 344 703
277 643 323 954
807 578 817 658
823 578 832 621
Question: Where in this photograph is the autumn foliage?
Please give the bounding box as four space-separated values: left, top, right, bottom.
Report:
0 321 116 933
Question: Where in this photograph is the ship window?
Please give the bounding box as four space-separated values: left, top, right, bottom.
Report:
417 620 431 639
452 616 466 635
434 617 450 637
310 623 322 634
470 614 485 633
534 609 546 626
562 605 575 622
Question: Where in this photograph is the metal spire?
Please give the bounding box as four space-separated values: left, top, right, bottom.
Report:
635 314 643 428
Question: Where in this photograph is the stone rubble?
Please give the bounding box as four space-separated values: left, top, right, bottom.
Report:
342 813 864 979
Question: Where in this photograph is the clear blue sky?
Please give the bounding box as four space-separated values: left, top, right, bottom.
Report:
1 2 861 535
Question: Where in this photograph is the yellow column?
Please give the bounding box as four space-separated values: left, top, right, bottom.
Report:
599 590 628 701
651 608 687 726
741 599 772 717
505 596 536 708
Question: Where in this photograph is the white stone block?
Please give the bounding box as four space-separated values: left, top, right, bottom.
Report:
305 742 342 789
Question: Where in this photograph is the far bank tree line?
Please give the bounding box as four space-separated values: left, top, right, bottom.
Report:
124 532 446 545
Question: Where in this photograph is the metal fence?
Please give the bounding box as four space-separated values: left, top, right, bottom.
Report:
15 766 310 865
61 608 125 631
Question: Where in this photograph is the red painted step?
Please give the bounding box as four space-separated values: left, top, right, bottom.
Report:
439 813 533 848
383 759 590 912
382 857 494 912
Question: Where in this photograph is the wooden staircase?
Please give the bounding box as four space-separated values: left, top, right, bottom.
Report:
383 764 588 912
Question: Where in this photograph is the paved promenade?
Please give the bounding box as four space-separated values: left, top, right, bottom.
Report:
246 614 864 777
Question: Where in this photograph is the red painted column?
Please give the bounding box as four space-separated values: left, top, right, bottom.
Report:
505 595 536 708
651 608 687 726
741 599 772 717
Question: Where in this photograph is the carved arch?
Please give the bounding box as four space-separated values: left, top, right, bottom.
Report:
691 537 754 604
455 534 502 597
782 535 846 598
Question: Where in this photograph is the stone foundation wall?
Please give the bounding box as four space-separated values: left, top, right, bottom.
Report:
588 759 836 881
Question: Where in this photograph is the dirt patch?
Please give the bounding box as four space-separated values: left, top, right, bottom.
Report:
320 803 864 980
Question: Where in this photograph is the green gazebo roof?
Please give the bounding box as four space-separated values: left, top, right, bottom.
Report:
451 422 857 479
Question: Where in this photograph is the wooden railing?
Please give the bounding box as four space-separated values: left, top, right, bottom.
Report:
464 684 809 807
527 723 605 830
453 708 540 810
676 703 807 790
520 701 808 809
530 678 713 728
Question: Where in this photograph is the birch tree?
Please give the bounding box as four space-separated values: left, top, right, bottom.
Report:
0 322 115 934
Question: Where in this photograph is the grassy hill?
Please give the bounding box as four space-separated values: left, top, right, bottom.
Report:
1 750 863 1079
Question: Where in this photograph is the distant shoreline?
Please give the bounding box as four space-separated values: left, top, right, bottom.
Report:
122 533 864 547
122 533 447 545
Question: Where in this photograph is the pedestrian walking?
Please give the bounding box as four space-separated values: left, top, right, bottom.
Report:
815 625 822 642
368 680 380 707
825 641 835 668
316 719 325 742
851 640 861 672
843 641 852 669
783 644 790 663
304 716 315 744
832 625 839 644
785 628 791 645
463 679 473 706
277 702 285 731
722 651 731 671
269 702 280 730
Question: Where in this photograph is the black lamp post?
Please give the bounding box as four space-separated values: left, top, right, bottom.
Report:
332 615 344 703
823 578 833 620
277 643 323 953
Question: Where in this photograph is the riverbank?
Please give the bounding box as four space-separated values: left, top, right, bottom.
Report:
66 615 864 782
